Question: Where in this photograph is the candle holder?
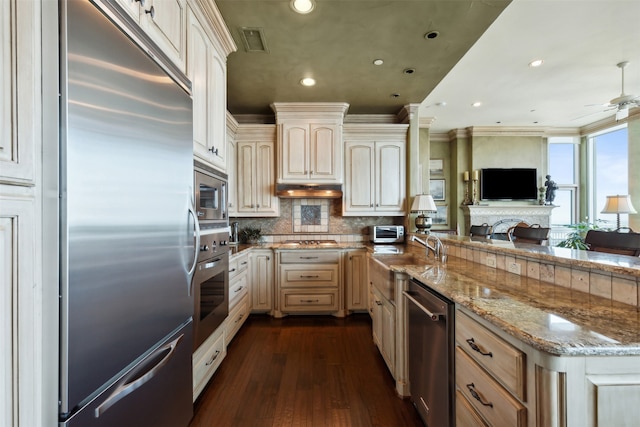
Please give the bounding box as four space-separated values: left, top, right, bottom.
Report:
472 179 479 205
462 179 472 205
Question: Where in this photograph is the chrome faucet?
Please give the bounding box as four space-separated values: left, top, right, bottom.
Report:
411 234 445 261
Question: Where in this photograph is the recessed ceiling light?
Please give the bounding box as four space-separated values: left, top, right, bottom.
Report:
290 0 315 14
472 101 482 107
391 93 400 98
373 59 384 66
435 101 447 107
529 59 544 67
403 68 416 75
300 77 316 86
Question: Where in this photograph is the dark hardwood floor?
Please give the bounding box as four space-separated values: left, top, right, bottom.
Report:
190 314 424 427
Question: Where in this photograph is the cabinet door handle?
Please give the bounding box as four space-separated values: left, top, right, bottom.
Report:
229 268 237 273
300 275 319 278
144 5 155 18
241 261 248 266
300 256 319 260
135 0 145 6
234 286 244 293
205 350 221 366
375 300 382 306
301 299 319 303
466 338 493 357
466 383 493 408
234 314 244 324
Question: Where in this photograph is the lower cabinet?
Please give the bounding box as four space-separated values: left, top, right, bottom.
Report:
345 249 368 311
192 325 226 401
250 249 274 312
225 292 250 344
275 250 344 317
370 285 395 376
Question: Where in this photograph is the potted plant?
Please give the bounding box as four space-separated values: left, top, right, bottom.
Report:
555 218 608 250
239 227 262 244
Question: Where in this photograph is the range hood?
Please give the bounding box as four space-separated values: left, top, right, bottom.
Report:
276 184 343 199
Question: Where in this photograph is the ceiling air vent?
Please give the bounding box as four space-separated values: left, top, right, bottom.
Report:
239 27 269 53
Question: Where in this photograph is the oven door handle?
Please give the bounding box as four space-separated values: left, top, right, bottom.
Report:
187 194 201 294
403 290 445 321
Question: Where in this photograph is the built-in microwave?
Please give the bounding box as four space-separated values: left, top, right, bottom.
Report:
194 162 228 229
370 225 405 244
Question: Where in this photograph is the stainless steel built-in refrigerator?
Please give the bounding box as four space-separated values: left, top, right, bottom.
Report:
58 1 196 425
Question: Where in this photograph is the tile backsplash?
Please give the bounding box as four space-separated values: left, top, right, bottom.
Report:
232 198 404 237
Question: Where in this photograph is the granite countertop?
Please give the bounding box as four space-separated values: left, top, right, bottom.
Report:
437 234 640 277
388 249 640 357
228 242 368 256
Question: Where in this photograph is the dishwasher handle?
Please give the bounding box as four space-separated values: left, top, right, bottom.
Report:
403 290 445 321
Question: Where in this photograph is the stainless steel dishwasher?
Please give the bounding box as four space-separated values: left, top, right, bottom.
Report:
404 278 455 427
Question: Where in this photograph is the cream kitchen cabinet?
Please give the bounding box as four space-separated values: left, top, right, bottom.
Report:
113 0 187 72
371 284 395 376
225 251 249 344
226 112 239 216
187 3 230 171
345 249 368 312
278 122 342 183
271 102 349 184
235 125 279 217
250 249 274 313
192 324 226 401
343 124 408 216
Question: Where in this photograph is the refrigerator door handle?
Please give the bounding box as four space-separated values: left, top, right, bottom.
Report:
187 192 201 293
94 334 184 418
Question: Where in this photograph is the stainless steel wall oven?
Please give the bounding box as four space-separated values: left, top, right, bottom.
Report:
192 230 229 350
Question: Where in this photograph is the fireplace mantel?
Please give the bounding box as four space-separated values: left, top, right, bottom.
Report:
462 205 556 234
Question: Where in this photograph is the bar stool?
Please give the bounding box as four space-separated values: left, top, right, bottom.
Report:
469 223 492 238
584 229 640 256
507 223 551 245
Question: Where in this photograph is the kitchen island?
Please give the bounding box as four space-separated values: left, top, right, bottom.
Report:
382 234 640 427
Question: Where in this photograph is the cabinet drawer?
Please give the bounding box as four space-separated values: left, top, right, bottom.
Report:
456 389 489 427
192 328 226 400
225 293 249 344
229 272 248 309
229 252 249 280
456 347 526 427
281 290 339 312
280 265 339 287
456 311 526 400
279 251 340 264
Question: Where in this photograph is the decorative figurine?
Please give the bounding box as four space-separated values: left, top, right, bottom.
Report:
544 175 558 205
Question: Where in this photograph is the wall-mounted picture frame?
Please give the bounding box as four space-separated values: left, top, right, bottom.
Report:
430 179 445 201
429 158 444 175
433 205 448 225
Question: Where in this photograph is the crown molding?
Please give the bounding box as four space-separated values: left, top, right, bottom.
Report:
226 111 239 134
466 126 548 137
419 117 436 129
270 102 349 122
343 123 409 140
235 124 277 141
192 0 237 56
344 114 398 124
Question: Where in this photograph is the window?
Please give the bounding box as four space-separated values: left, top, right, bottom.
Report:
589 125 629 228
548 136 578 226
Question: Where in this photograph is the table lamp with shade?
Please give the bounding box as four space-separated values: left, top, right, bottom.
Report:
601 195 637 230
411 194 437 233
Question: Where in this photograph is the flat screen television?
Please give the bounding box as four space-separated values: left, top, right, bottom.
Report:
480 168 538 201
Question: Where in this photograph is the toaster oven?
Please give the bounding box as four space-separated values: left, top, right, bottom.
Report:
370 225 405 244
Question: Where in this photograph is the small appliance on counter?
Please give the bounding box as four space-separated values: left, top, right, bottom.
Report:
370 225 405 244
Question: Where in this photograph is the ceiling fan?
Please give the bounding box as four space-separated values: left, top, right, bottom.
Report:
598 61 640 120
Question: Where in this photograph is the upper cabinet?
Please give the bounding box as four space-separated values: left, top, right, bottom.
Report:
113 0 187 72
271 102 349 184
235 125 279 217
187 2 235 172
343 124 408 216
226 112 239 216
0 0 38 186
